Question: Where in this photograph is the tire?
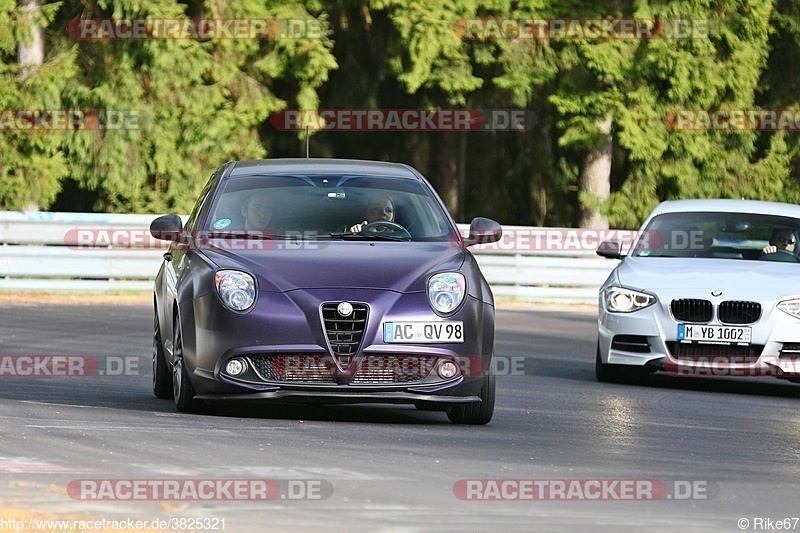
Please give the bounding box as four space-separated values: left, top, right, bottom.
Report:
595 342 650 384
152 308 173 399
595 341 626 383
447 361 495 425
172 314 203 413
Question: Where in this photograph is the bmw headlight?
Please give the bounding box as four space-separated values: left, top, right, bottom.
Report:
778 299 800 319
215 270 257 312
428 272 466 315
604 287 655 313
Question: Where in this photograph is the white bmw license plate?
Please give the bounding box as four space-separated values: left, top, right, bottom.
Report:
383 322 464 343
677 324 751 344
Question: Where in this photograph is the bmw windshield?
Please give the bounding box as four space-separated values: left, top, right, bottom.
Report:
632 211 800 262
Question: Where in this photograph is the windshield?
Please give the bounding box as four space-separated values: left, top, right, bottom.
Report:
202 174 455 241
633 211 800 263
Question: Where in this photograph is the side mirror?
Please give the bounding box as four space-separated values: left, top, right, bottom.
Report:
150 214 183 242
597 239 623 259
463 217 502 247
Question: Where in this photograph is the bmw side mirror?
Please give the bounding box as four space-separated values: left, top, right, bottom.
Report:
597 239 623 259
464 217 502 246
150 214 183 242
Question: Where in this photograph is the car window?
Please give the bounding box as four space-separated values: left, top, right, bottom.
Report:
205 174 455 241
185 171 218 231
632 211 800 262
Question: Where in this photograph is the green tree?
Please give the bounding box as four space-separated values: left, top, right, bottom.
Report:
364 0 485 218
495 0 787 229
47 0 336 213
0 0 70 210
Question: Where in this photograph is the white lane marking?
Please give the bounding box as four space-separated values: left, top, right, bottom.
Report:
0 456 94 474
23 426 241 434
18 400 108 409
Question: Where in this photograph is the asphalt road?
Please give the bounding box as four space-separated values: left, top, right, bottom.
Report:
1 300 800 532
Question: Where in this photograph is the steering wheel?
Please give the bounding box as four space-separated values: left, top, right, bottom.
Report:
361 221 412 239
760 249 799 262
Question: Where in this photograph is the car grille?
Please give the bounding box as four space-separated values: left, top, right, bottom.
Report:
351 355 437 384
780 343 800 358
322 303 368 366
667 342 764 364
611 335 651 353
718 301 761 324
248 354 335 383
670 299 713 323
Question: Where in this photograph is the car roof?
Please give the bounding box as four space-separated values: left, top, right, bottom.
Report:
227 158 419 179
652 199 800 218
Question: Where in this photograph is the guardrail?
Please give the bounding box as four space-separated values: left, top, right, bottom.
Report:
0 211 636 303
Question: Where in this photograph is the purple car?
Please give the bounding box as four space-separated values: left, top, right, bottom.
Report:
150 159 502 423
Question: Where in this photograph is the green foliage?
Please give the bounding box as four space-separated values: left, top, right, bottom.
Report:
370 0 484 104
0 0 337 213
0 0 799 228
0 1 70 210
54 0 338 213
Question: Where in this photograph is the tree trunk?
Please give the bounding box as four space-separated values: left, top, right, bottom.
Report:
578 115 612 229
18 0 44 212
18 0 44 82
428 133 460 219
457 131 466 222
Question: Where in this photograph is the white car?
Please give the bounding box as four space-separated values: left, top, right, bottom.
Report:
596 199 800 383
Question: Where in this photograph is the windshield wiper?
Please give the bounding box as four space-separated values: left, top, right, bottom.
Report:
204 231 278 239
326 232 411 242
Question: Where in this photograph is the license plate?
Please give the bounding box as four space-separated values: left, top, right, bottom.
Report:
383 321 464 343
677 324 752 344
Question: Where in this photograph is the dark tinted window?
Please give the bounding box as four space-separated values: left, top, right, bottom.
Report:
205 174 455 241
634 211 800 262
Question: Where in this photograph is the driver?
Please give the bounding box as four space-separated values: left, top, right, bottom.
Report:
762 228 796 255
349 195 395 233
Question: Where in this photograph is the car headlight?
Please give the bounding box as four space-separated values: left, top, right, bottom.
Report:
215 270 257 312
428 272 466 315
604 287 655 313
778 299 800 319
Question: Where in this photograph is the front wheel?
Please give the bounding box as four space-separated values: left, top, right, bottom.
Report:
595 342 650 384
595 342 625 383
172 315 203 413
153 309 172 399
447 363 495 425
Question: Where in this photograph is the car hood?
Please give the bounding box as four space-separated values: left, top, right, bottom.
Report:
202 240 465 293
616 257 800 300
